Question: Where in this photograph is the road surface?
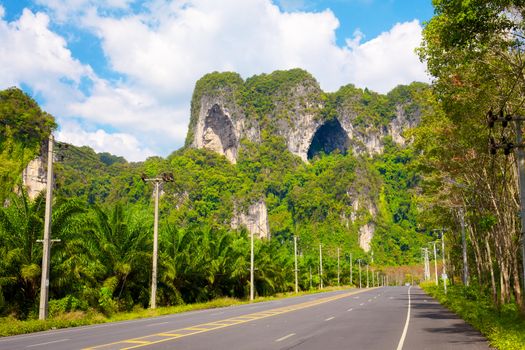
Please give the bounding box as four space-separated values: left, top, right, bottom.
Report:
0 286 492 350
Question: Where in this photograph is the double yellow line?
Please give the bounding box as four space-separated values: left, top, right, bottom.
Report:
84 288 374 350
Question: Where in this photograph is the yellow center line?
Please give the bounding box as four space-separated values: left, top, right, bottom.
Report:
83 288 377 350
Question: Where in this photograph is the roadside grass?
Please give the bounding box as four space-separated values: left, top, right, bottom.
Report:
420 281 525 350
0 285 352 337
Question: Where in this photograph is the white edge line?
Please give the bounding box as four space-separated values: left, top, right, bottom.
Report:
26 338 69 348
275 333 296 342
396 286 412 350
347 308 353 312
325 317 335 321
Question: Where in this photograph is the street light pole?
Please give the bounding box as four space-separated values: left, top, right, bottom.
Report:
38 134 54 320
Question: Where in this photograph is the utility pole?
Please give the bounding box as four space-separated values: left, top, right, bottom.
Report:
38 134 54 320
309 266 312 290
358 259 362 288
488 111 525 301
422 248 430 281
250 224 254 300
459 208 469 286
515 119 525 296
442 233 447 294
433 241 438 286
337 247 340 286
294 235 298 293
372 268 375 287
366 264 369 288
142 172 174 308
349 252 353 286
319 244 323 289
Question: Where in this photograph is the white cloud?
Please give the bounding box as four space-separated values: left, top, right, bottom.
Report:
0 0 430 161
0 9 93 99
34 0 133 22
0 5 5 18
0 8 180 160
57 121 156 161
349 20 428 93
80 0 427 95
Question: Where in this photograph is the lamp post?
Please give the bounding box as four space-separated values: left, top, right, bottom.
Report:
142 172 174 309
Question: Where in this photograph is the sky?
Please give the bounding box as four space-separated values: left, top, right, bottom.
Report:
0 0 435 161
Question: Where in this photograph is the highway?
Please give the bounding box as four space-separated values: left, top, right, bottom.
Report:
0 286 491 350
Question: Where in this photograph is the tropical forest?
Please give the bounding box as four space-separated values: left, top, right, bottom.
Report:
1 1 525 349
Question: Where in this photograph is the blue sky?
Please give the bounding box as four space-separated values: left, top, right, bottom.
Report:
0 0 434 161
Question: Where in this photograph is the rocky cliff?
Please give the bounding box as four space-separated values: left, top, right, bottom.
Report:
186 69 425 163
186 69 427 250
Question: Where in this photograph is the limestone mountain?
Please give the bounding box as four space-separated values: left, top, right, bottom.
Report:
187 69 426 163
185 69 429 252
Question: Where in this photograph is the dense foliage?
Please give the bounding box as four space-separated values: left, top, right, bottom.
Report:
0 70 432 320
0 88 55 202
418 0 525 315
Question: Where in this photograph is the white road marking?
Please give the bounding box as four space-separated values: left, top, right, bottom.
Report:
360 303 365 306
354 296 360 299
26 338 69 348
396 286 412 350
368 299 372 302
146 321 169 327
275 333 296 342
325 317 335 321
347 308 353 312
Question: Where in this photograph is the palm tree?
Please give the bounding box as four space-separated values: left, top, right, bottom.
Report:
86 204 152 311
0 190 88 318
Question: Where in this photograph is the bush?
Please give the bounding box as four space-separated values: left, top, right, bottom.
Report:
421 282 525 350
48 296 88 317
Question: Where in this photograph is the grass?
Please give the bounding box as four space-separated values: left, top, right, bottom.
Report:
0 285 351 337
420 281 525 350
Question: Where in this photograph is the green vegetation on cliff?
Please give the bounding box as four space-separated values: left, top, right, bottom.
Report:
0 87 55 201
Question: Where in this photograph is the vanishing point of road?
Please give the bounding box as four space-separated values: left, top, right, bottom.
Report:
0 286 491 350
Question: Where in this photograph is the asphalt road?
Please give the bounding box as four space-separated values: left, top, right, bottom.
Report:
0 286 492 350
